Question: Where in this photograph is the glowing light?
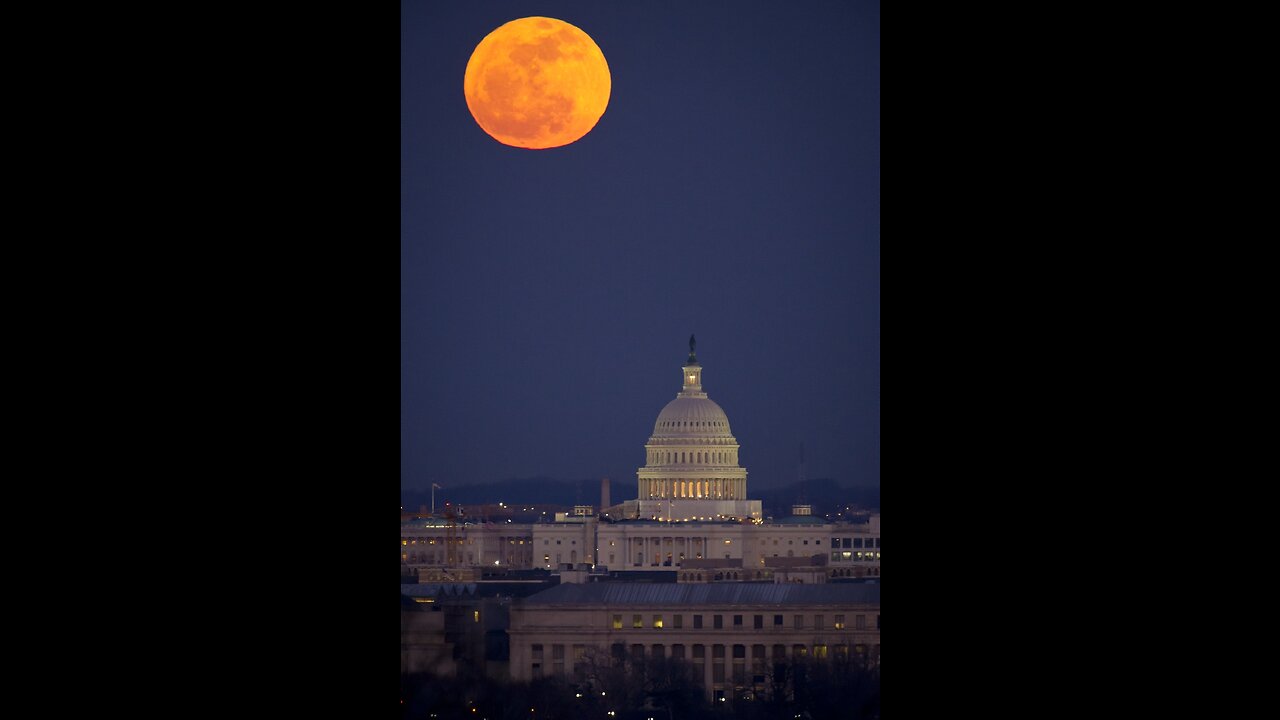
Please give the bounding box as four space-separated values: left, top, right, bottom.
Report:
464 17 611 149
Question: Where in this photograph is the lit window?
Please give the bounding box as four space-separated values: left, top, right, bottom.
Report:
653 615 663 629
835 615 845 630
474 611 480 623
633 615 643 629
612 615 622 630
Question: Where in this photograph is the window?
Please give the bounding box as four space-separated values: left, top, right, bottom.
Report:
876 615 881 630
673 614 683 629
753 615 763 630
854 538 863 548
654 615 664 629
815 615 823 630
774 614 783 627
733 615 743 628
794 615 803 629
842 538 852 549
694 615 703 629
474 610 481 623
832 552 840 561
835 615 845 630
831 538 840 548
714 615 723 629
856 615 867 630
633 614 643 629
612 614 622 630
813 644 828 659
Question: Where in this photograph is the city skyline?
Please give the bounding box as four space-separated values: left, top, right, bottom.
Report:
402 1 880 492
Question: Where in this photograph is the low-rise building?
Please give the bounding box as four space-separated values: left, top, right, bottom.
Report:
508 583 880 702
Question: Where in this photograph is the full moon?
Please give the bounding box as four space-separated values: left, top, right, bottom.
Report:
464 17 611 150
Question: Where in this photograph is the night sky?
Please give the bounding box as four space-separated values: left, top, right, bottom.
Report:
402 1 879 495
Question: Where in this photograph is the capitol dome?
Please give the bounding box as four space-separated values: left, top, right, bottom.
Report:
652 396 733 437
627 337 759 521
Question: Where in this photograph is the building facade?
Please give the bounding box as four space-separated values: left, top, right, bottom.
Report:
508 583 880 702
402 513 881 578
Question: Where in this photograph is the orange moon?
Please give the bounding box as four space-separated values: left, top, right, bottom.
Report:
464 17 611 150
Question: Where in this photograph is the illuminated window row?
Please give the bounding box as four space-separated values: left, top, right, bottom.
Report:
611 613 877 631
831 551 881 561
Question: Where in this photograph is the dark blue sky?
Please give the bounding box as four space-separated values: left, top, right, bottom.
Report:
402 0 879 495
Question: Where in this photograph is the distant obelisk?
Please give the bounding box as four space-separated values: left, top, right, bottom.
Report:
600 476 611 511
